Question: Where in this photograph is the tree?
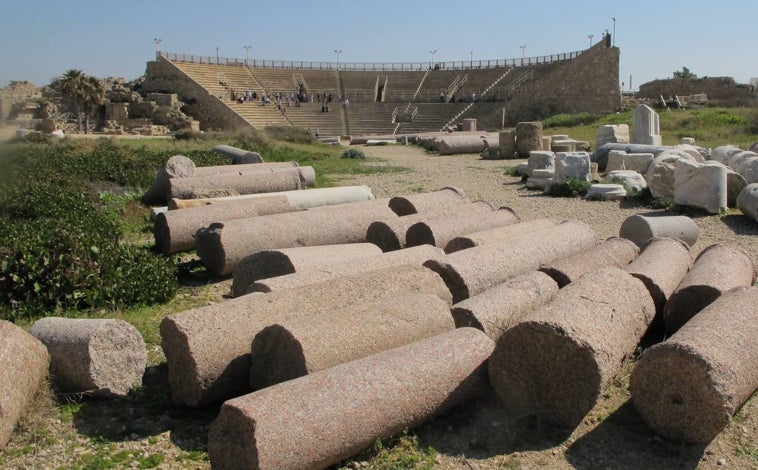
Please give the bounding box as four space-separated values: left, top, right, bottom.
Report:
673 67 697 80
58 69 104 133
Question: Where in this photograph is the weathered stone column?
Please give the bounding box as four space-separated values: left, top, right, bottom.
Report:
212 144 263 163
737 183 758 222
539 236 639 287
209 328 493 470
249 293 454 390
444 219 556 253
195 198 398 276
424 220 597 303
248 244 445 294
451 271 559 341
0 320 49 450
516 122 543 157
630 286 758 444
160 264 452 406
405 208 520 249
388 187 468 215
29 318 147 397
366 201 495 252
488 267 656 428
619 214 699 248
231 243 382 297
626 238 691 314
663 243 756 334
167 166 315 201
167 185 374 210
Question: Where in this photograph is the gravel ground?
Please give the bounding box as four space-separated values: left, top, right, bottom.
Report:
2 142 756 470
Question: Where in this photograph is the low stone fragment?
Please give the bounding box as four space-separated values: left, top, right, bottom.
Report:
737 183 758 221
673 160 727 214
29 318 146 397
619 214 699 248
209 328 493 470
554 152 591 181
630 286 758 444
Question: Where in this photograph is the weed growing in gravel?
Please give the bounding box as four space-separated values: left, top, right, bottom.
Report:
547 179 592 198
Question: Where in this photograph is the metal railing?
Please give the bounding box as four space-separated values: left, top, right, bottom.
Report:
158 50 585 71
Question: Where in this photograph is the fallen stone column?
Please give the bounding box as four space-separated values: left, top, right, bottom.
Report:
0 320 49 450
444 219 557 253
247 244 445 295
451 271 559 341
366 201 495 252
388 187 469 215
424 220 597 303
488 267 656 428
29 318 147 397
663 243 756 334
167 185 374 210
539 236 639 287
592 143 673 171
231 243 383 297
195 198 398 276
166 166 316 201
209 327 493 470
626 238 691 315
154 195 291 255
737 183 758 222
212 144 263 163
194 162 299 176
160 264 452 406
619 214 699 248
406 208 520 249
630 286 758 444
249 292 455 390
434 134 499 155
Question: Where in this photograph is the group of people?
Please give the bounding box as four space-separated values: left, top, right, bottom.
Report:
224 87 351 114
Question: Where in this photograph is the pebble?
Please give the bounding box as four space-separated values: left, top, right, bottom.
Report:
718 458 726 466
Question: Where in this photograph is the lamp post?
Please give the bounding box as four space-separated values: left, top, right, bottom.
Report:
520 44 526 65
216 46 220 65
588 34 594 48
470 50 473 68
612 17 616 46
244 45 251 67
429 49 437 69
334 49 342 70
154 38 162 58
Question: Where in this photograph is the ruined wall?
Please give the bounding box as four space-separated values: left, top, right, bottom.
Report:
0 81 40 121
141 57 251 132
497 41 621 126
638 77 757 105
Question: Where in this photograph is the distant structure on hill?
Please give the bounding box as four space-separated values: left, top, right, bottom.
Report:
141 35 620 136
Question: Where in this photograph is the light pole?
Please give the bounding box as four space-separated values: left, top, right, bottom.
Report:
470 50 473 68
588 34 594 48
429 49 437 69
154 38 162 58
244 45 251 67
612 17 616 46
334 49 342 70
520 44 526 64
216 46 220 65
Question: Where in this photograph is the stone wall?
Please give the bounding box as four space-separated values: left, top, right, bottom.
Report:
638 77 757 105
141 57 251 132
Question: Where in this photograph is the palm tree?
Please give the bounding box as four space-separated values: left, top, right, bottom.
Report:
59 69 104 133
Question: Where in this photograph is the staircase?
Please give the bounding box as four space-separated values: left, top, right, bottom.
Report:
445 74 468 102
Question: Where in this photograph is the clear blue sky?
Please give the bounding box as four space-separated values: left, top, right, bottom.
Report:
1 0 755 91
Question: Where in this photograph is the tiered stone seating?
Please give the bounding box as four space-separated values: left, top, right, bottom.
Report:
346 103 398 136
382 71 426 102
227 101 290 128
396 103 470 134
299 70 340 100
341 71 385 103
172 61 233 100
284 102 345 136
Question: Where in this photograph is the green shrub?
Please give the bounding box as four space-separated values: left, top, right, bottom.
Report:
9 131 54 144
341 148 366 159
542 112 597 128
264 126 316 144
173 129 206 140
547 178 591 198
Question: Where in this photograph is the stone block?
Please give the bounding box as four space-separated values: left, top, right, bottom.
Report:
647 152 693 199
586 183 627 200
0 321 49 450
489 267 656 428
498 130 516 159
631 104 662 146
516 122 543 157
527 151 555 177
209 328 493 470
555 152 591 182
737 183 758 221
606 170 647 193
711 145 742 165
630 286 758 444
674 160 727 214
680 137 695 146
249 293 454 390
461 118 477 132
605 151 654 174
29 318 146 397
595 124 630 150
451 271 559 341
663 243 756 334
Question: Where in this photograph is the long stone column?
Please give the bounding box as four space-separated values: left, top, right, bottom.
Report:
626 237 691 314
231 243 382 297
539 236 639 287
195 198 398 276
663 243 755 334
0 321 49 450
405 208 521 249
208 328 494 470
450 271 559 341
388 187 468 215
488 267 656 428
630 286 758 444
444 219 556 253
167 166 316 201
246 244 445 295
160 264 452 406
167 185 374 210
424 220 597 303
249 292 454 390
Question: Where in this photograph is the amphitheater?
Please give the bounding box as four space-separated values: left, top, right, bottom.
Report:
142 36 620 136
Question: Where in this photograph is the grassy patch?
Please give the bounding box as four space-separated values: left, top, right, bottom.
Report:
736 440 758 462
547 179 592 198
341 431 436 470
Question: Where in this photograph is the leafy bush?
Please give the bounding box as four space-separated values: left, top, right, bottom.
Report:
547 178 592 198
341 148 366 159
542 112 597 128
263 126 316 144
